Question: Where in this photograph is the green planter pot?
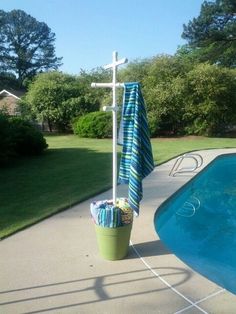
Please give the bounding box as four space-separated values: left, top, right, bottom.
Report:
95 223 132 260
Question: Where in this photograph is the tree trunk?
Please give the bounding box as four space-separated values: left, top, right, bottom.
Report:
48 119 53 132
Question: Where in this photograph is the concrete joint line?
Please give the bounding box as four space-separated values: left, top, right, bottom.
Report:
174 289 225 314
130 241 208 314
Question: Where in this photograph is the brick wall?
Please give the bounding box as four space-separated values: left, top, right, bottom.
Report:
0 95 19 115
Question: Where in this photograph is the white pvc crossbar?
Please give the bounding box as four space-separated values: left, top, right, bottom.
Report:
104 57 128 70
91 51 128 205
91 83 124 88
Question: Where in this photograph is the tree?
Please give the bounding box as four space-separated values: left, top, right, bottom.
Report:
24 72 100 132
0 9 62 86
119 58 151 85
76 68 112 105
184 63 236 135
142 55 190 136
0 72 19 90
182 0 236 67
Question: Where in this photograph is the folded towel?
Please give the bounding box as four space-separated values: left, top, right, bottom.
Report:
118 83 154 215
116 198 133 225
90 198 133 227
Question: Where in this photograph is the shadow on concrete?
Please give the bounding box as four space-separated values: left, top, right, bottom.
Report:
127 240 171 259
0 266 192 313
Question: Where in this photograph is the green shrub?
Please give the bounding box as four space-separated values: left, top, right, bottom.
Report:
0 113 48 166
73 111 112 138
10 117 48 156
0 113 14 163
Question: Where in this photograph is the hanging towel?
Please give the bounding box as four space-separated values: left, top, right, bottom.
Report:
118 82 154 215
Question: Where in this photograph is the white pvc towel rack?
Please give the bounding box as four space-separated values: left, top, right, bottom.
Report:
91 51 128 205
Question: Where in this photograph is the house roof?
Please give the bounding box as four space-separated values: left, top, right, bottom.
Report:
0 89 25 99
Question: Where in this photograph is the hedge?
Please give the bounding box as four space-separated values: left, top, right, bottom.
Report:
0 113 48 166
73 111 113 138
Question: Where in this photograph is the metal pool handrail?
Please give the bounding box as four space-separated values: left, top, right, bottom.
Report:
176 196 201 218
169 153 203 177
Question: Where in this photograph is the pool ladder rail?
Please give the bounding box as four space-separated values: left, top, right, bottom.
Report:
169 153 203 177
176 196 201 218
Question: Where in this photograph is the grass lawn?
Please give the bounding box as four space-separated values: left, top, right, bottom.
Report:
0 134 236 239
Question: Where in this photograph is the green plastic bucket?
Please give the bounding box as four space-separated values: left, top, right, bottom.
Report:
95 223 132 260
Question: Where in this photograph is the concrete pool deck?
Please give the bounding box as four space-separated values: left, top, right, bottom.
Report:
1 148 236 314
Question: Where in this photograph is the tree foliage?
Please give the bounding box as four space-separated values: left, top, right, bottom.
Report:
0 9 62 86
182 0 236 67
184 63 236 135
22 53 236 137
119 58 151 85
120 55 193 136
142 55 188 135
120 54 236 137
76 68 112 107
0 72 19 90
24 71 103 132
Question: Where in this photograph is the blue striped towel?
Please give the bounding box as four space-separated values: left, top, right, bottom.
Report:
90 200 122 228
118 82 154 215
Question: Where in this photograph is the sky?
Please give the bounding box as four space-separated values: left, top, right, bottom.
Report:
1 0 204 74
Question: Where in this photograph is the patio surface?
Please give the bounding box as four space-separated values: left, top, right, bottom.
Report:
1 148 236 314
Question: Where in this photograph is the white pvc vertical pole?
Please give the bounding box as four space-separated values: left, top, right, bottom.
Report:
112 51 118 205
91 51 128 206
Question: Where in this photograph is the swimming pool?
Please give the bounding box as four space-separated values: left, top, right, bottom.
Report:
154 154 236 294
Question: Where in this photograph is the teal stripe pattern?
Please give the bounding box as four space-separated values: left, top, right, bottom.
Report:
118 82 154 215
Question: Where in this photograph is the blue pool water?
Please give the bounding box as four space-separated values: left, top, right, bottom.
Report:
154 154 236 294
